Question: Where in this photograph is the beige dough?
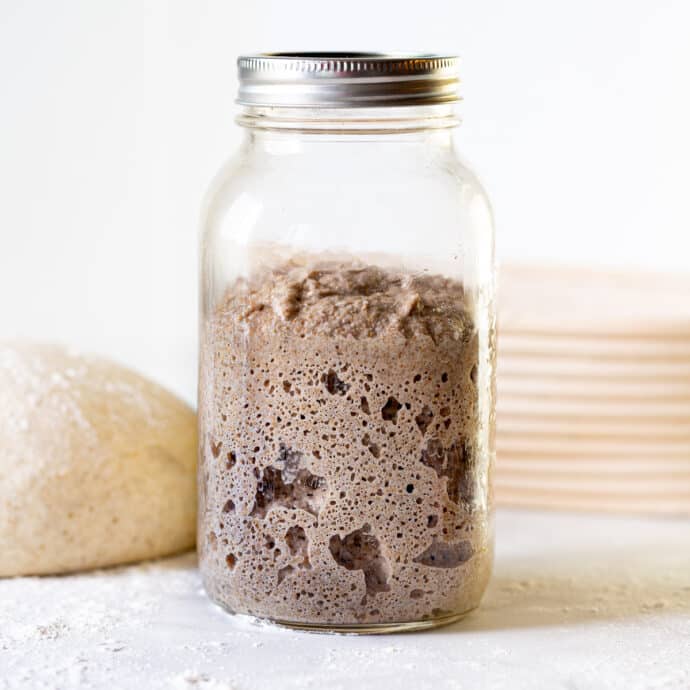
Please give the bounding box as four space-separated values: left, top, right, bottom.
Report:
0 342 197 576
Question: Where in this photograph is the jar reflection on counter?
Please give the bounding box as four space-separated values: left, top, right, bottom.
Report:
198 53 496 633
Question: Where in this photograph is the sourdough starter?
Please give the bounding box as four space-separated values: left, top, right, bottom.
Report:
198 257 493 627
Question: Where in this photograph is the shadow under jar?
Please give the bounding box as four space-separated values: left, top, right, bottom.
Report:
198 53 496 633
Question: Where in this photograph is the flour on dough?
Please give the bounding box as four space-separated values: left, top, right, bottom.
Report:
0 342 197 576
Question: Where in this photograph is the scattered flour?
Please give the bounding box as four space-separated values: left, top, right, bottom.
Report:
1 511 688 690
170 671 238 690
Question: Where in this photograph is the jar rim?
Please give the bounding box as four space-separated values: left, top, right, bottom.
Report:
237 53 460 109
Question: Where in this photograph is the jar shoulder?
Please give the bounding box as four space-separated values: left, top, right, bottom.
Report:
201 141 493 255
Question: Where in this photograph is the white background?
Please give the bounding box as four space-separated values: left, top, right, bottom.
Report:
1 0 689 403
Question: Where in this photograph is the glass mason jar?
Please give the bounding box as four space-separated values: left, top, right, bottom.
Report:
198 53 496 633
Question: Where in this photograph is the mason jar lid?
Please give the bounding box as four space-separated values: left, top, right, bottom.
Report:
237 53 460 108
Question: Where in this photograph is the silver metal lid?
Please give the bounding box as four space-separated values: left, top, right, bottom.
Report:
237 53 460 108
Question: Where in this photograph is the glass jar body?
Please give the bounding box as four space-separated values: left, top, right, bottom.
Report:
198 111 496 633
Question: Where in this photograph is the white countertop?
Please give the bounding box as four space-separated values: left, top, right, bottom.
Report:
2 509 689 690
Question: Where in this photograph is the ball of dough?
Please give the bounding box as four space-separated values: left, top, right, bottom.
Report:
0 342 197 576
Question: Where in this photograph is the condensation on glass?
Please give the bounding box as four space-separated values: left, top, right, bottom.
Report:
198 53 496 633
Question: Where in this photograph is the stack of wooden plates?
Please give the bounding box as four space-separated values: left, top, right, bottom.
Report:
496 264 690 516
